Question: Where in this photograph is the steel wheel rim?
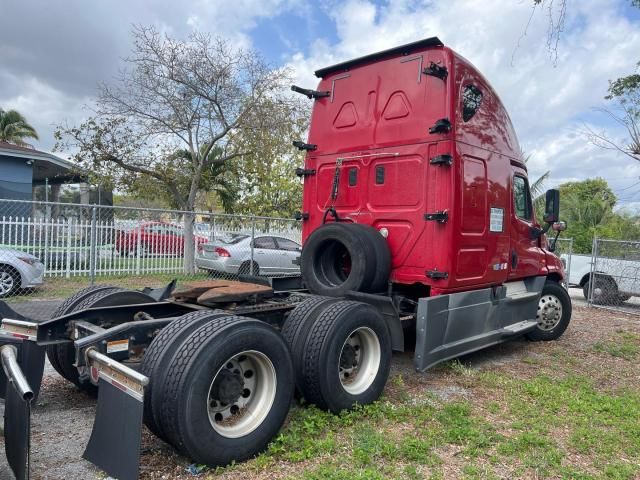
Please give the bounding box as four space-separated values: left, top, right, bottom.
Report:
536 294 563 331
207 350 276 438
0 272 14 295
338 327 381 395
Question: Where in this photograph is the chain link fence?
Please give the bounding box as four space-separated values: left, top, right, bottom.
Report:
0 198 301 317
552 237 573 283
587 238 640 315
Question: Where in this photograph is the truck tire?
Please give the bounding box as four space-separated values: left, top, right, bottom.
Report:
48 287 156 391
526 280 572 341
299 300 392 413
140 309 228 441
280 296 337 393
583 275 618 305
46 285 120 390
301 223 388 296
158 315 294 465
351 224 391 293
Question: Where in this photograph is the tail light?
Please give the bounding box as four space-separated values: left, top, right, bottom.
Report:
197 244 204 253
215 247 231 257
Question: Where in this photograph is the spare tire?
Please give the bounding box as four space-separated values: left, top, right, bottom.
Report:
351 224 391 293
301 223 390 296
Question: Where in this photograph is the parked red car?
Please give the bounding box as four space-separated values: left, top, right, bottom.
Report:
115 222 207 256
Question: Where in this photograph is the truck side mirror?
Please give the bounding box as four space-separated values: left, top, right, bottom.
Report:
543 189 560 224
552 221 567 232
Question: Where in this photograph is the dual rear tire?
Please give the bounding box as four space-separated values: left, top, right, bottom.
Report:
141 312 294 466
46 285 156 392
281 297 392 413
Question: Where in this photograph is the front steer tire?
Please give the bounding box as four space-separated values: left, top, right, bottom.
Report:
526 280 572 341
299 300 392 413
157 315 294 466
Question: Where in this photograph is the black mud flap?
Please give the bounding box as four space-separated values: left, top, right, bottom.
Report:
82 349 148 480
1 344 35 480
414 276 545 372
5 382 32 480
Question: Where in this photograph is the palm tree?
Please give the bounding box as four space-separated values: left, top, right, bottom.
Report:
0 108 39 147
524 154 550 217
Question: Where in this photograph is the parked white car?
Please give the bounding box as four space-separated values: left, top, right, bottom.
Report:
563 253 638 304
0 248 45 298
196 234 301 276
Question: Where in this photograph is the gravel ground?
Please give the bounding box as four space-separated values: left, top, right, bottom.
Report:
0 294 639 479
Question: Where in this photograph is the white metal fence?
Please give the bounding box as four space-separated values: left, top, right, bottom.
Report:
0 198 301 301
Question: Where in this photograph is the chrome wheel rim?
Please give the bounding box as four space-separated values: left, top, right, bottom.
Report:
0 272 14 295
207 350 276 438
338 327 381 395
537 294 563 331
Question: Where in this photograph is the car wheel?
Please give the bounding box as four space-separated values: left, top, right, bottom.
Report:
0 265 21 298
583 275 617 305
239 261 259 276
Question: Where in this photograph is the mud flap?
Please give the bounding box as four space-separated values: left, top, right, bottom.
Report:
1 344 34 480
82 349 148 480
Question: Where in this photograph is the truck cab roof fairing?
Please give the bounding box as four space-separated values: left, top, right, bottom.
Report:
314 37 444 78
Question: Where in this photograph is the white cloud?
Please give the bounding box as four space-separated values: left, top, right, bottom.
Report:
0 0 302 151
285 0 640 209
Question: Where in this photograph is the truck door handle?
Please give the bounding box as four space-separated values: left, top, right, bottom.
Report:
511 250 518 269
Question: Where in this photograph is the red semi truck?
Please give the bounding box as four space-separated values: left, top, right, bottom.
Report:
0 37 570 480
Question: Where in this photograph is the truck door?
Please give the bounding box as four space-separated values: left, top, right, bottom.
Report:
508 170 545 280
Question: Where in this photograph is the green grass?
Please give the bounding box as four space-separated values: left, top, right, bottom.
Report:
594 331 640 360
221 358 640 480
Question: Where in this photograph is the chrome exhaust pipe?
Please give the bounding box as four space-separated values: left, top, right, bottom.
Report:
0 344 33 401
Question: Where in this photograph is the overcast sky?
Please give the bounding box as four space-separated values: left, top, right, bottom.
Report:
2 0 640 208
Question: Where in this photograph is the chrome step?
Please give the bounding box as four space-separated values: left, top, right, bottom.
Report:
500 320 537 334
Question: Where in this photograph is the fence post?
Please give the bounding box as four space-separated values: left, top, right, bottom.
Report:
65 218 72 278
135 217 142 276
89 206 97 285
43 211 50 274
250 216 256 275
588 236 597 306
566 238 573 285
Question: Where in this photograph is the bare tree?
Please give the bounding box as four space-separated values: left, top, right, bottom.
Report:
56 26 293 273
584 107 640 162
514 0 568 65
584 66 640 163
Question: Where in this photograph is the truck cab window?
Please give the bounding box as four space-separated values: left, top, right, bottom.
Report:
513 175 532 220
462 84 482 122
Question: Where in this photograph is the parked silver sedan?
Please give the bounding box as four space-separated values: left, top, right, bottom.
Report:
0 248 45 297
196 234 301 276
